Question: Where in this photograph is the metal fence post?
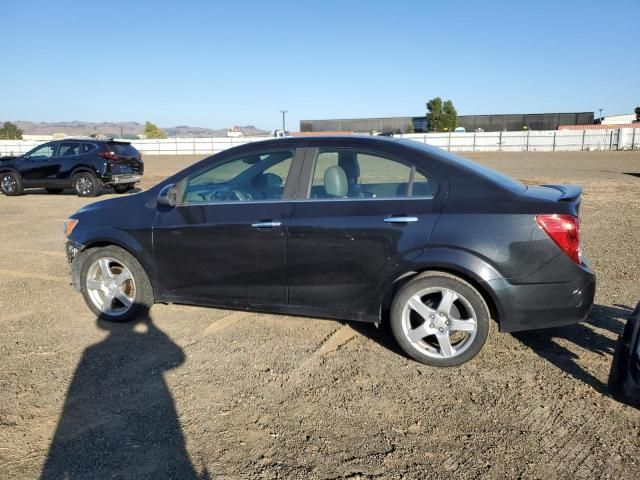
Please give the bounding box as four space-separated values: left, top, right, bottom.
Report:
581 130 586 151
632 128 637 150
609 130 614 151
526 130 530 151
552 131 556 152
473 132 476 152
498 131 502 152
448 132 451 151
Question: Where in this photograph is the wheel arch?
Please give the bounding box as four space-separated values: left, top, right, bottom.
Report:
70 165 100 179
73 233 158 298
374 250 505 330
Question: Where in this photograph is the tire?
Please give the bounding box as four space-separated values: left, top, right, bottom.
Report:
80 245 154 322
45 188 64 194
73 172 101 197
113 184 134 194
0 171 23 196
390 271 491 367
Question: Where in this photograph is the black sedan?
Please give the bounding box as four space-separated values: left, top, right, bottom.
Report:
64 136 595 366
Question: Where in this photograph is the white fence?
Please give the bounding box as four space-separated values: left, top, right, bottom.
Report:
1 128 639 156
398 128 640 152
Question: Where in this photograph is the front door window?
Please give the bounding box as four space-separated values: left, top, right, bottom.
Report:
183 150 294 204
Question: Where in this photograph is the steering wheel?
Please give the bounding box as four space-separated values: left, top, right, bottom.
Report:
203 187 251 202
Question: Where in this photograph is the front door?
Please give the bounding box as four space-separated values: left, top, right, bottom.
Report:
287 145 444 319
19 143 59 185
153 148 302 307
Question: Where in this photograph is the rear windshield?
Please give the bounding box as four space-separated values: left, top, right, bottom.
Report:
106 142 139 157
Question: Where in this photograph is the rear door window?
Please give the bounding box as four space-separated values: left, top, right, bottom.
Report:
310 149 434 199
58 142 81 156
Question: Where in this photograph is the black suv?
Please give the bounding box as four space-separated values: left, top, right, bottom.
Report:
0 139 144 197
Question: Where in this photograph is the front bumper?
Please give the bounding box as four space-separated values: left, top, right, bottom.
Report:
65 240 85 291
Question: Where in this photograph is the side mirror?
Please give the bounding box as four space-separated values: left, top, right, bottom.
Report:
157 184 178 207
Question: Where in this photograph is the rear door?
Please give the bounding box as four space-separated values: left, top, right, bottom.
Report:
54 142 82 182
287 143 444 319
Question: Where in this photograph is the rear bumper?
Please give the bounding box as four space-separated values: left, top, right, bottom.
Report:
487 264 596 333
105 174 141 185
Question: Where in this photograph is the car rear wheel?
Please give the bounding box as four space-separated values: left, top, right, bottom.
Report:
73 172 101 197
390 272 490 367
80 245 154 322
0 172 23 196
113 184 134 194
45 188 64 194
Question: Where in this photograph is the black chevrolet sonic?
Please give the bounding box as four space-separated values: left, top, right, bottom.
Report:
64 136 595 366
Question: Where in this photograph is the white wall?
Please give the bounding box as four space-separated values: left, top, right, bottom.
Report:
1 129 639 156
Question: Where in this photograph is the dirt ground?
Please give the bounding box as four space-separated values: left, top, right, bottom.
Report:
1 150 639 479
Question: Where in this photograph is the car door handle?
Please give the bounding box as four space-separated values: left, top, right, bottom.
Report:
251 221 282 228
384 216 419 223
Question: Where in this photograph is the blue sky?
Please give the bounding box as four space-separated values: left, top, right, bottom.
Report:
1 0 638 131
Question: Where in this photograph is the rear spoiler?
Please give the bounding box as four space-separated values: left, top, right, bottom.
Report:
541 184 582 202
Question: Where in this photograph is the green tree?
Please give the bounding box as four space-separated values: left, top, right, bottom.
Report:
0 121 23 140
143 121 167 139
634 106 640 122
443 100 458 131
426 97 444 132
426 98 458 132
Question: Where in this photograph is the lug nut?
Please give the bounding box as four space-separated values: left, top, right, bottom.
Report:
429 323 435 328
439 327 444 332
446 320 451 326
430 314 435 319
439 312 445 317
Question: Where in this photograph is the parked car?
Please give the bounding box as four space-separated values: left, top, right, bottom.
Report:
63 136 595 366
608 302 640 407
0 139 143 197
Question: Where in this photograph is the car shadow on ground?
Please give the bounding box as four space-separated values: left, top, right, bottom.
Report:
24 187 141 196
40 311 209 479
513 304 632 393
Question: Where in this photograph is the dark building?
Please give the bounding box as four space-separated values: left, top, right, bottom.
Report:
300 112 594 133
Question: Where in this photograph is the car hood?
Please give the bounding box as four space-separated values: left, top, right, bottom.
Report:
75 190 150 217
0 156 17 163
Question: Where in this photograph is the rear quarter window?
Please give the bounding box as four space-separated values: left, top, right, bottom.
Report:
81 143 98 154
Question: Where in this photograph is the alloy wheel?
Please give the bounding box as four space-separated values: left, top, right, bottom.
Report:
85 257 136 316
401 287 478 359
1 174 17 194
76 176 93 195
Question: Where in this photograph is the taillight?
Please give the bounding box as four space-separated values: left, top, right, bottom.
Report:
98 150 118 161
536 214 581 264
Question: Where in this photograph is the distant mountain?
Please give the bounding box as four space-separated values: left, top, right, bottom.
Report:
5 121 269 138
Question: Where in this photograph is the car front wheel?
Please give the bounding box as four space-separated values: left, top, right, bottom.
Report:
0 172 23 196
390 272 491 367
73 172 101 197
80 245 154 322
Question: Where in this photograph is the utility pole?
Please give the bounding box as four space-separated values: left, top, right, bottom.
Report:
279 109 287 134
598 108 603 124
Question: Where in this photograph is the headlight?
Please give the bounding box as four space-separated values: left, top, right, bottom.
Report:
64 219 79 237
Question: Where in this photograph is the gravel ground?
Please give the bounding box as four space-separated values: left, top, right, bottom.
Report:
0 150 639 479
